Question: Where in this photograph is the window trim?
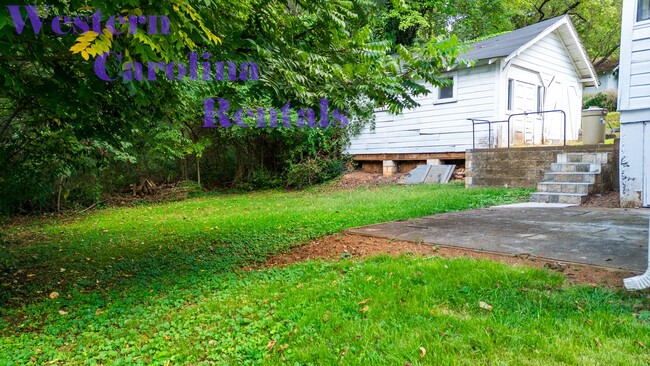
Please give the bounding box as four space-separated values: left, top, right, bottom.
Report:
638 0 650 23
506 78 515 112
433 73 458 104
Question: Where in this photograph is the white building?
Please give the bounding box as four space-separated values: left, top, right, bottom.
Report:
584 62 618 94
619 0 650 208
348 16 598 163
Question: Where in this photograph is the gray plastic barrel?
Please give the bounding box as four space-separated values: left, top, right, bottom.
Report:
581 107 607 144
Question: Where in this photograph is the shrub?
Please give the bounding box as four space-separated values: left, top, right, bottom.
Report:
250 167 282 189
583 89 618 112
285 158 346 189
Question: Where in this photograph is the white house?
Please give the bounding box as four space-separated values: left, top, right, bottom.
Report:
347 16 598 163
619 0 650 208
584 61 619 94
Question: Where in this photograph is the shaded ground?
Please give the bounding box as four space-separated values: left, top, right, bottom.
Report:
583 191 621 208
259 233 637 288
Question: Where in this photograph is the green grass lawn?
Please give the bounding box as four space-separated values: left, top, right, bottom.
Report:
1 182 529 307
1 183 649 364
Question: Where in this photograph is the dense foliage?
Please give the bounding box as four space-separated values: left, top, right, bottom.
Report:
583 89 618 113
376 0 622 68
0 0 465 213
0 0 623 214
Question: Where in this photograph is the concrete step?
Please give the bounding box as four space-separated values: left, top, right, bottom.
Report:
543 172 599 183
537 182 593 194
550 163 601 173
529 192 588 204
557 152 609 164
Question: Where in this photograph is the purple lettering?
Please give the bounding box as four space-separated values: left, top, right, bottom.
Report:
72 15 90 34
297 108 317 128
124 61 144 81
227 62 237 81
188 52 198 80
201 53 211 81
281 102 292 127
214 62 224 81
319 99 329 127
203 98 216 128
217 98 232 127
52 15 72 35
146 62 165 81
127 15 147 34
256 109 266 127
147 15 170 35
165 62 186 80
233 108 255 127
333 109 349 127
105 16 124 35
94 52 121 82
239 62 259 81
6 5 48 34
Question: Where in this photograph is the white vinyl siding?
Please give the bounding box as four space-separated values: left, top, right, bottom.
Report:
346 64 497 154
510 32 580 83
620 0 650 112
628 27 650 110
507 31 583 141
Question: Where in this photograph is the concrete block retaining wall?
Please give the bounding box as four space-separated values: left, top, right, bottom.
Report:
466 143 619 189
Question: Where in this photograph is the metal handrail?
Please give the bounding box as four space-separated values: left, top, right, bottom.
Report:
469 110 567 149
468 118 507 149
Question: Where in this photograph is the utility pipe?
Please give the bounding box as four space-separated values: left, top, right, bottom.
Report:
624 216 650 290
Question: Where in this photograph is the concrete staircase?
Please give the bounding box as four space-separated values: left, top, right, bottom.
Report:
530 152 611 204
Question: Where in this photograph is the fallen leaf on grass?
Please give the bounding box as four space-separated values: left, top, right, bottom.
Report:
49 292 59 299
479 301 493 311
594 338 601 348
266 340 277 350
95 309 103 315
637 341 647 349
58 310 68 315
357 298 372 305
419 347 426 358
359 305 369 313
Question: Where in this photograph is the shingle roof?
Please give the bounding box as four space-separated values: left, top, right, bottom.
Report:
460 16 566 61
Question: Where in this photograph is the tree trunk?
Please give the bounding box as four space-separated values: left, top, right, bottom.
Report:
196 155 201 187
56 175 64 212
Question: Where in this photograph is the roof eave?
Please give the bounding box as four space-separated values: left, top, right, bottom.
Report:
502 16 599 87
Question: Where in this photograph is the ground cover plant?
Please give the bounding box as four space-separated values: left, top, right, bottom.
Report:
2 183 648 364
1 256 649 364
1 183 527 304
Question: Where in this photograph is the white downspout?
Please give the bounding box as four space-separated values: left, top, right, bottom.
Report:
624 216 650 290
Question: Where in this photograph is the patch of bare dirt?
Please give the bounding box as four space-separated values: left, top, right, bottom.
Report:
583 191 620 208
328 170 465 191
258 234 636 288
329 171 407 190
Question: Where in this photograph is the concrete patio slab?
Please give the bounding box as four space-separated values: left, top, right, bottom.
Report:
492 202 579 208
347 207 649 272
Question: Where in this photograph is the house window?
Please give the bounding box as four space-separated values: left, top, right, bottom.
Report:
639 0 650 21
439 80 454 99
507 79 515 111
537 86 544 112
434 74 457 104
